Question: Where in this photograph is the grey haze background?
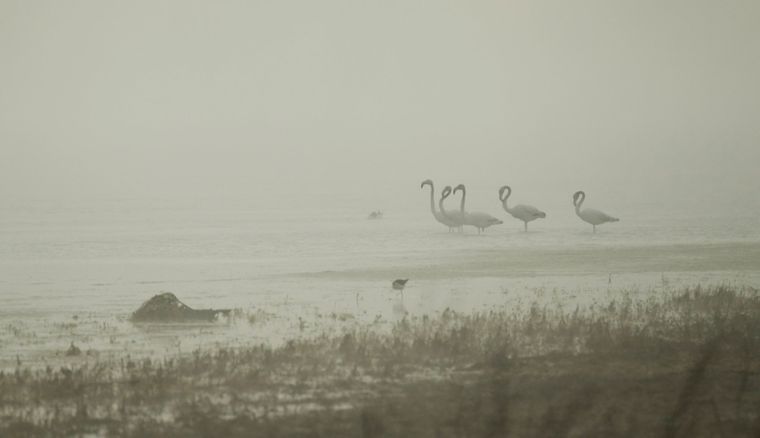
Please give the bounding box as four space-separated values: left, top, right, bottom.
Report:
1 0 759 212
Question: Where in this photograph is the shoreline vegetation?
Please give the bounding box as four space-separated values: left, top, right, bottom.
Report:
2 285 759 437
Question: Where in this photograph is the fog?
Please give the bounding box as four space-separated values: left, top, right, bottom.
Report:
2 0 759 210
5 3 760 434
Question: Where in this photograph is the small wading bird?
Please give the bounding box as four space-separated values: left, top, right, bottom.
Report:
420 179 459 232
498 185 546 232
392 279 409 309
453 184 503 233
392 279 409 290
573 190 619 233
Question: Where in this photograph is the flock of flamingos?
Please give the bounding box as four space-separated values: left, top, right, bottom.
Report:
420 179 620 233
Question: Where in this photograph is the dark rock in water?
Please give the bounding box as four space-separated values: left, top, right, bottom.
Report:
131 292 230 322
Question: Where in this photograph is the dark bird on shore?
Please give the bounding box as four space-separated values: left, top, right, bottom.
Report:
392 279 409 290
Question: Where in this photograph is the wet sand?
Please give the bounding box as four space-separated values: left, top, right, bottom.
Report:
304 241 760 280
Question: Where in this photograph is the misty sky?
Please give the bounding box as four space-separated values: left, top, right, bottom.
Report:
1 0 759 209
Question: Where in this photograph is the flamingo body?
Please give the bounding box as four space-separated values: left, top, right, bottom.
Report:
510 205 546 221
464 211 504 231
577 208 618 226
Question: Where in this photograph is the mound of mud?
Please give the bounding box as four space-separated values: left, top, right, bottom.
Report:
131 292 230 322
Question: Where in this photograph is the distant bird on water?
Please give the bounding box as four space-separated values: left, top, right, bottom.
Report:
453 184 503 233
573 191 619 233
392 279 409 290
499 185 546 232
420 179 459 232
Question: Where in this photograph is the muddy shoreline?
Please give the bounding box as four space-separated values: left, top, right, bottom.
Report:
2 285 759 437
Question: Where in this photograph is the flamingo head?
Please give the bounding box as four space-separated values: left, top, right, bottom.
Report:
420 179 433 189
441 186 452 198
453 184 465 194
498 185 511 201
573 191 585 206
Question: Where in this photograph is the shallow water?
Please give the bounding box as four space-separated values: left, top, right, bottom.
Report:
1 196 759 369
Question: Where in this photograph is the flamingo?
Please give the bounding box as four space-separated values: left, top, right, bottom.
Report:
453 184 503 234
420 179 459 232
573 190 619 233
499 185 546 232
439 186 464 232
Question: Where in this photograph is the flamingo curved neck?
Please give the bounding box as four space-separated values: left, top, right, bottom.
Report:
575 193 585 214
425 183 436 214
501 188 512 213
459 188 466 213
439 192 450 217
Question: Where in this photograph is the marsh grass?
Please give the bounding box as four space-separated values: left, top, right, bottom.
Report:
1 285 759 437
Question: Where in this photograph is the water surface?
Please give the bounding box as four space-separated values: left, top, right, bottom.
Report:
1 196 758 369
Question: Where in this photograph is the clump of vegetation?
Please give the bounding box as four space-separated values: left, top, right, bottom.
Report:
1 285 759 437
